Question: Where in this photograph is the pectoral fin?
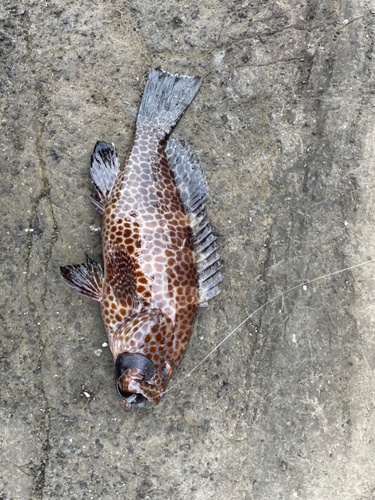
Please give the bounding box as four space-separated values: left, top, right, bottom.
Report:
60 255 103 301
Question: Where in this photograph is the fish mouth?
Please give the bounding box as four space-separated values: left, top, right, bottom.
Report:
120 391 147 406
115 353 154 407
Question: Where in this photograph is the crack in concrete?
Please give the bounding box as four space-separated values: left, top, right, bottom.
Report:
240 232 273 383
216 19 337 49
255 232 272 335
0 459 33 478
23 10 59 500
340 16 363 30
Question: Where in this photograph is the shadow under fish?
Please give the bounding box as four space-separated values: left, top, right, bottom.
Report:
61 68 223 411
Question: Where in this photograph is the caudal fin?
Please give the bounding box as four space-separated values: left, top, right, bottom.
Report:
136 68 201 136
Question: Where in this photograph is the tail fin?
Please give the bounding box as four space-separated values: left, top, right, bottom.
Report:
136 68 201 136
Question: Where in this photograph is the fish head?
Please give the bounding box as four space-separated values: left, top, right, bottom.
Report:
114 310 175 411
115 352 155 411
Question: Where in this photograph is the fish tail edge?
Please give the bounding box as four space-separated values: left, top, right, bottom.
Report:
136 68 201 136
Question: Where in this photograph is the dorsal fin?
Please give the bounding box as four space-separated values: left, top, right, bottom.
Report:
106 245 141 315
165 138 223 307
89 141 120 214
60 255 103 301
165 138 208 216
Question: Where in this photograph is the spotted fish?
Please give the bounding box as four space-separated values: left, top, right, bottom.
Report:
61 68 223 411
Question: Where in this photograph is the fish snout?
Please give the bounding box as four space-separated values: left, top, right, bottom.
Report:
115 353 154 408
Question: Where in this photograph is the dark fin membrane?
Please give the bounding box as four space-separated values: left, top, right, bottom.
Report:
106 245 140 314
89 141 120 214
136 68 201 136
60 255 103 301
165 138 223 307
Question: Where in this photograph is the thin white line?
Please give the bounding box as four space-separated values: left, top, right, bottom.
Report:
153 258 375 399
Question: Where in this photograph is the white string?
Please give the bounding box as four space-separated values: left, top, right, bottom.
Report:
153 257 375 399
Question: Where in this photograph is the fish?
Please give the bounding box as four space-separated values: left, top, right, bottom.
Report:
60 68 223 412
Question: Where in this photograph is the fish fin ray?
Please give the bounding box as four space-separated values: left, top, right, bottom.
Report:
90 141 120 211
165 138 222 306
89 190 104 215
107 245 140 314
136 68 201 136
166 138 208 215
60 256 103 301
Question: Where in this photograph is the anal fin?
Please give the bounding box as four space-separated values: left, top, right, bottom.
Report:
90 141 121 214
60 255 103 301
165 138 223 307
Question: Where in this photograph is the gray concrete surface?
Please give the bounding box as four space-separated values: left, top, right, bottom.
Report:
1 0 375 498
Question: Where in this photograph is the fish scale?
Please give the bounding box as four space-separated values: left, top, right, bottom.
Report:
61 68 223 411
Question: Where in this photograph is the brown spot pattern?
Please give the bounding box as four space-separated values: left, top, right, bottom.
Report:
100 126 199 404
60 70 223 412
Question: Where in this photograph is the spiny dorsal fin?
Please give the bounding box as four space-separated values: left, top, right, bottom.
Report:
89 141 120 214
60 255 103 301
165 138 223 307
106 245 141 315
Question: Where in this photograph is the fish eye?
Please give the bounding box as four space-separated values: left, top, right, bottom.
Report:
160 361 172 377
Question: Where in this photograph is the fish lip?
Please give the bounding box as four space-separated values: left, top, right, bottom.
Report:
115 352 154 404
120 391 147 406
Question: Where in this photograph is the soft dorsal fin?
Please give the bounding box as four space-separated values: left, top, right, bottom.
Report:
165 138 223 307
60 255 103 301
89 141 120 214
106 245 141 315
165 138 208 216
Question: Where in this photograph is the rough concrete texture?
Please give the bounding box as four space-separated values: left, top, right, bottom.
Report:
1 0 375 499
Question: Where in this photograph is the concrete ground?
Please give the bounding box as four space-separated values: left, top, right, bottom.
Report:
1 0 375 499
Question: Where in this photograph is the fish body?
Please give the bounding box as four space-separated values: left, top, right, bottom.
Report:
61 69 223 411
